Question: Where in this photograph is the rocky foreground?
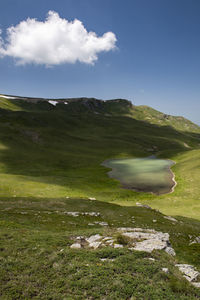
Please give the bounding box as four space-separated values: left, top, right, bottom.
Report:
70 227 200 288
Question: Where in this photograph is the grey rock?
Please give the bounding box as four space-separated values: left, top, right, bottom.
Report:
145 258 155 261
118 227 156 233
134 239 167 253
164 216 178 223
122 231 169 242
65 212 79 217
162 268 169 273
94 221 108 226
136 202 152 209
84 212 100 217
117 227 175 255
102 237 113 241
175 264 200 282
64 211 100 217
86 234 102 244
165 246 176 256
88 241 101 249
70 243 81 249
190 236 200 245
100 258 115 262
104 239 114 245
114 244 124 248
192 282 200 288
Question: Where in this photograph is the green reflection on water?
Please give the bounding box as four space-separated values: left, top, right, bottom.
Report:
103 157 175 195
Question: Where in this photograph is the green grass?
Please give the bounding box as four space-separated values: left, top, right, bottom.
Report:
0 197 200 299
0 97 200 298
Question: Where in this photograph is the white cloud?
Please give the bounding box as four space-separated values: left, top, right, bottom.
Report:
0 11 117 66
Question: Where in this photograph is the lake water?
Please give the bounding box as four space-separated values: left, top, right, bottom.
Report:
102 157 175 195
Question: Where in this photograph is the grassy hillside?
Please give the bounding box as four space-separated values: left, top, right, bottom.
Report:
0 96 200 218
0 95 200 298
132 105 200 134
0 197 200 299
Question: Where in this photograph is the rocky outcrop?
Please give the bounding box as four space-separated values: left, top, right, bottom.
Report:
70 227 175 256
64 211 100 217
118 227 175 255
176 264 200 287
189 236 200 245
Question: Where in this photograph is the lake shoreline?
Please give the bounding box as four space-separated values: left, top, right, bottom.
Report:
102 157 177 195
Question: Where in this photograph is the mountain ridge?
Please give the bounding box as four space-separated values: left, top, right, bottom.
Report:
0 93 199 134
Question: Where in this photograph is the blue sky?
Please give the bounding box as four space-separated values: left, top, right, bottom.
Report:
0 0 200 124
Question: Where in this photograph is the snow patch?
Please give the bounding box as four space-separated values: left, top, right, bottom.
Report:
0 95 17 99
48 100 58 106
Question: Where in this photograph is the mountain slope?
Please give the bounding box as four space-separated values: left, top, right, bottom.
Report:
0 94 200 298
0 94 199 219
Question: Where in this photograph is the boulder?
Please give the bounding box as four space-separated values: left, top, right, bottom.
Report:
134 239 167 253
88 241 101 249
86 234 102 244
165 246 176 256
175 264 199 282
70 243 81 249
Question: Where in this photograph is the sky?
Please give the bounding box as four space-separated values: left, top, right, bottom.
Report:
0 0 200 124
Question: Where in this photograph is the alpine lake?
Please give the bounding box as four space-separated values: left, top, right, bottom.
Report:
102 157 176 195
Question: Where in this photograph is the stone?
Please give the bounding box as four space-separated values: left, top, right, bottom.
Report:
134 239 167 253
94 221 108 226
190 236 200 245
100 258 115 262
76 236 85 240
122 231 169 242
165 246 176 256
88 241 101 249
116 227 175 254
70 243 81 249
164 216 178 223
175 264 200 282
102 237 113 241
162 268 169 273
103 239 114 246
86 234 102 244
192 282 200 288
83 212 100 217
114 244 124 248
136 202 152 209
65 212 79 217
118 227 156 233
64 211 100 217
